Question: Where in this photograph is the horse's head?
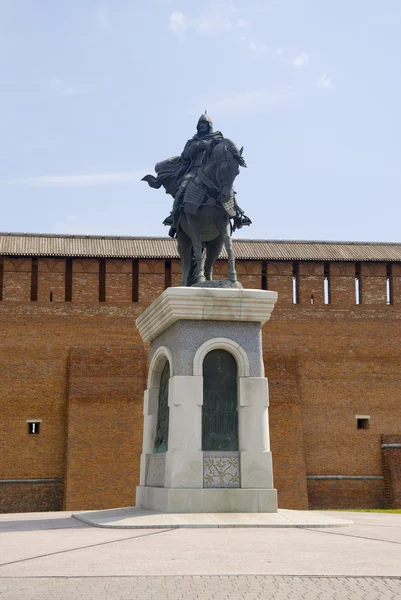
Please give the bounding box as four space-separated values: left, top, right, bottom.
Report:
205 140 245 202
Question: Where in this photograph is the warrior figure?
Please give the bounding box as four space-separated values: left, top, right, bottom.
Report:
143 113 250 237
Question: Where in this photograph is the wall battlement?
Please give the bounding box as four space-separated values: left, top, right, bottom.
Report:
1 256 400 309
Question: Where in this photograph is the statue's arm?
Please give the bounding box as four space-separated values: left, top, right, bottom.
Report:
182 138 205 161
181 140 193 161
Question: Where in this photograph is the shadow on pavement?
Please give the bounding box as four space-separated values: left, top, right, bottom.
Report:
0 517 90 532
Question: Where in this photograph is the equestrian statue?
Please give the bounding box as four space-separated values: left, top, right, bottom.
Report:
142 113 251 287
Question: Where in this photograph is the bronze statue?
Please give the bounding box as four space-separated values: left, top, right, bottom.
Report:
142 114 251 286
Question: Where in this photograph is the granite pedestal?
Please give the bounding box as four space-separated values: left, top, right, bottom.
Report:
135 287 278 513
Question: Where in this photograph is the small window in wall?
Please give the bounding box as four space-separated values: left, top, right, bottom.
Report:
261 261 267 290
31 258 38 302
132 259 139 302
292 262 299 304
99 258 106 302
324 262 330 305
165 260 172 289
65 258 73 302
27 420 41 434
356 415 370 430
355 262 362 305
386 264 393 305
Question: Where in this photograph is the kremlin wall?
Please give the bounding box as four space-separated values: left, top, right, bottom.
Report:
0 233 400 513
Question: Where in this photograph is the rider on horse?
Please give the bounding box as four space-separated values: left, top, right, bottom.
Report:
142 113 250 237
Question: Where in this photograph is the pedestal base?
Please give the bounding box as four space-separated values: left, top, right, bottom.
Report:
136 486 278 513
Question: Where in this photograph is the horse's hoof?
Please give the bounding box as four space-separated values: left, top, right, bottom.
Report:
228 275 237 282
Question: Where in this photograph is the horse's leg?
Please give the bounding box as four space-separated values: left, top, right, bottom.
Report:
216 216 237 282
185 212 205 283
204 236 224 281
176 228 192 286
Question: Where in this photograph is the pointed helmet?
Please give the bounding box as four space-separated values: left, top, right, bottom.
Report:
197 112 213 133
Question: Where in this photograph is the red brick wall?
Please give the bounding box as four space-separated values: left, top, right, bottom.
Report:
330 262 356 305
265 349 308 509
267 262 293 307
298 262 325 306
392 264 401 305
0 482 63 513
106 259 133 303
360 262 387 305
72 259 100 302
64 346 147 510
236 260 262 289
265 304 401 509
2 258 31 301
1 255 401 512
38 258 66 303
381 434 401 508
139 259 166 303
307 479 385 509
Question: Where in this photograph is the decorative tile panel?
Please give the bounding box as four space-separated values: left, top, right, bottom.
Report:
203 451 240 488
146 454 166 487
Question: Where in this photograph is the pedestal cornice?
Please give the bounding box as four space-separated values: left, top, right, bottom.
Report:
136 287 278 343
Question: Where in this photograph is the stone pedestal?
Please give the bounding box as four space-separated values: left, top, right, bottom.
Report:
135 287 278 513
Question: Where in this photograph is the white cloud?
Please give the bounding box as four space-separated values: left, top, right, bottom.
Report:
0 171 148 187
291 52 310 67
210 86 296 117
275 48 284 56
169 3 248 39
249 41 268 54
169 11 187 34
317 73 333 89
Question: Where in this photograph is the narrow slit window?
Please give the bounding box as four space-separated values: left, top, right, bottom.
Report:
132 259 139 302
261 261 267 290
386 264 393 305
324 262 330 305
65 258 73 301
165 260 172 289
31 258 38 302
27 421 41 434
292 262 299 304
355 262 362 305
0 257 3 301
99 258 106 302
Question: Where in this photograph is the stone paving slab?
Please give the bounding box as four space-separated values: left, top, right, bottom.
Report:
0 511 400 579
72 507 354 529
0 575 400 600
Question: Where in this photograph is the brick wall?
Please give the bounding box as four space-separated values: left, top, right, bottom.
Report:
64 346 147 510
2 258 31 301
37 258 66 303
1 255 401 512
0 482 63 513
307 479 385 510
381 434 401 508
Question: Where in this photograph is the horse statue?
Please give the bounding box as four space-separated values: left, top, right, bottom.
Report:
142 114 251 286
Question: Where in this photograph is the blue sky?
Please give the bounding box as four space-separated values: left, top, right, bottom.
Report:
1 0 400 242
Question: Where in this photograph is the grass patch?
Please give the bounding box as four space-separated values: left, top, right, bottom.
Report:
334 509 401 514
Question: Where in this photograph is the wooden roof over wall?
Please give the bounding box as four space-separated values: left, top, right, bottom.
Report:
1 233 401 262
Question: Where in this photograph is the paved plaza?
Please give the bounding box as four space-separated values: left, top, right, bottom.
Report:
0 511 400 599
